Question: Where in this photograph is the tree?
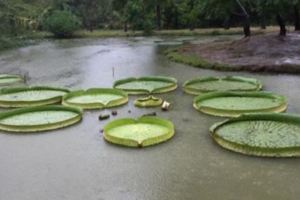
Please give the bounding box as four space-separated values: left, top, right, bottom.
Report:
43 10 81 37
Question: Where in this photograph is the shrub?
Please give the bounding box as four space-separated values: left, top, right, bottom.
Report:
43 10 81 38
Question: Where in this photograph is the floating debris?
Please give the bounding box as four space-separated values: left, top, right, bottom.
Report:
161 101 171 111
142 112 157 117
99 114 110 121
112 111 118 116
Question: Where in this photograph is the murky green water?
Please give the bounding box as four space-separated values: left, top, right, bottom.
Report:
1 36 300 200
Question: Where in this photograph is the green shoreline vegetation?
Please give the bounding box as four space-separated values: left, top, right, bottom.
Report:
2 0 299 52
0 27 270 52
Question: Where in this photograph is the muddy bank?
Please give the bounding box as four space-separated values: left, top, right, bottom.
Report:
167 32 300 73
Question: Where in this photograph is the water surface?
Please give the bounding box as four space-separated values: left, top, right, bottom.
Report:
1 36 300 200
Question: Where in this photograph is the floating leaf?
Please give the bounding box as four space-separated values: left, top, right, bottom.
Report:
0 86 69 108
134 96 163 108
104 117 175 147
62 88 128 110
210 113 300 157
183 76 262 95
0 105 82 133
0 74 24 87
114 76 177 95
193 91 287 117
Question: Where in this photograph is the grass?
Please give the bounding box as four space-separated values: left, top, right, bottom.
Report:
165 48 237 71
0 26 288 52
74 27 272 38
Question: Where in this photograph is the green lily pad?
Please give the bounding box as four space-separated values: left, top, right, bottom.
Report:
0 105 82 133
210 113 300 157
134 96 163 108
193 92 287 117
0 86 69 108
183 76 262 95
103 116 175 147
114 76 177 94
62 88 128 110
0 74 24 87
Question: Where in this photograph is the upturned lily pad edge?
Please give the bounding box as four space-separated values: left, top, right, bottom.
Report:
193 91 288 117
210 113 300 157
183 76 262 95
0 74 24 86
113 76 178 94
0 86 70 108
0 105 82 133
62 88 129 109
134 96 163 107
103 116 175 147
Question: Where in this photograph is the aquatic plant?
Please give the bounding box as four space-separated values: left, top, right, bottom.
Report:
103 116 175 147
210 113 300 157
193 91 287 117
0 86 69 107
113 76 177 95
62 88 128 109
0 105 82 132
183 76 262 95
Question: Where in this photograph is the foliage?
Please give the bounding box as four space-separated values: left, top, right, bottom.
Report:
1 0 300 40
43 10 81 37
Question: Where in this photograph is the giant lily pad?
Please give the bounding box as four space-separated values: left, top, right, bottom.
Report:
103 116 175 147
62 88 128 109
0 86 69 108
210 113 300 157
193 92 287 117
0 74 24 87
183 76 262 95
134 96 163 108
113 76 177 95
0 105 82 133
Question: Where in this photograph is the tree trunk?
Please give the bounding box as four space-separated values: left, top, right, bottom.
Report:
235 0 251 37
260 14 266 29
243 17 251 37
294 6 300 31
124 21 128 32
276 14 286 36
156 4 161 30
223 17 231 30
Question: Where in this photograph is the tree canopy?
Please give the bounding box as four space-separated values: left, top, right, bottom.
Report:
1 0 300 37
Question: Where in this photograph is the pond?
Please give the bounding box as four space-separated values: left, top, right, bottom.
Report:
1 36 300 200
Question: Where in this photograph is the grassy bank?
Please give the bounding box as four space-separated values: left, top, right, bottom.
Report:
0 32 49 52
0 26 285 52
74 27 274 38
165 31 300 74
165 48 236 71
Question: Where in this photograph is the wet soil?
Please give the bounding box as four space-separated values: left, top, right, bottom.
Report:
179 32 300 73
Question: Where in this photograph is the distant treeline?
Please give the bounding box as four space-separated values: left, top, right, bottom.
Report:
1 0 300 37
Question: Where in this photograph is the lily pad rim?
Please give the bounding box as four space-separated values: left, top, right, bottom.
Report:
113 76 178 94
0 74 24 86
103 116 175 148
183 76 262 95
210 113 300 157
193 91 287 117
0 105 82 133
62 88 129 109
0 86 70 107
134 96 163 108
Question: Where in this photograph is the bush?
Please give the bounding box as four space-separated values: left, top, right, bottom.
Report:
43 10 81 38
